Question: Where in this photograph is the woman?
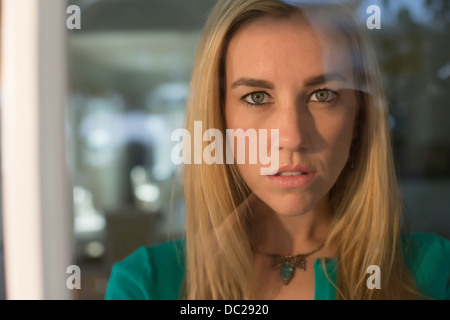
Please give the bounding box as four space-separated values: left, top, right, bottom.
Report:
105 0 450 300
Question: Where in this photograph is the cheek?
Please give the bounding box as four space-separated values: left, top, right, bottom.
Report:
225 103 250 168
225 102 241 132
225 104 272 188
224 103 233 128
225 101 257 130
318 112 357 168
328 117 355 144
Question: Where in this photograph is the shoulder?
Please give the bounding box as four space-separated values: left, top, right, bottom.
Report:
401 232 450 300
105 238 185 300
402 232 449 264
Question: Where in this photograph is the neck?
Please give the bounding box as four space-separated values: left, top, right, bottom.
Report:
251 195 332 256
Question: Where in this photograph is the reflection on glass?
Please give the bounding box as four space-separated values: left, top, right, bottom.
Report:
65 0 449 300
130 165 161 212
66 0 213 299
73 186 105 235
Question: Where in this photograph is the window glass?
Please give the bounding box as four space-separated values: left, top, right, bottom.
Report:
66 0 450 300
67 0 216 299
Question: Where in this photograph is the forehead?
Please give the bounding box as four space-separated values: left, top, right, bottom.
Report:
225 12 354 85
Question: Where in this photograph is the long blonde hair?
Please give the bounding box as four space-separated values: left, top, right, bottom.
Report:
181 0 420 299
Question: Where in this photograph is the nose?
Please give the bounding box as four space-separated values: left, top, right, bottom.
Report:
275 101 310 152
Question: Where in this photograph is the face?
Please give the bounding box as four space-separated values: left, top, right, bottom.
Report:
224 13 360 216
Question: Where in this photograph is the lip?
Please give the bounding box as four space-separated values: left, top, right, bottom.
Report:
275 165 315 175
268 165 317 188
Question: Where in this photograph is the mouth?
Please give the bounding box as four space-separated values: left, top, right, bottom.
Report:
269 165 316 188
274 165 316 176
275 171 310 177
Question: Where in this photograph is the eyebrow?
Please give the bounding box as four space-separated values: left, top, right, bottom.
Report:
303 72 348 87
230 72 348 90
231 78 274 90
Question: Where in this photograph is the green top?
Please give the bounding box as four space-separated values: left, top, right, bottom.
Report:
104 232 450 300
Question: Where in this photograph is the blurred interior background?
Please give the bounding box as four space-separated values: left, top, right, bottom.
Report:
0 0 449 299
64 0 215 299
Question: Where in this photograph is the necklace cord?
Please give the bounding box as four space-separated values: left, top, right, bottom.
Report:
253 242 325 257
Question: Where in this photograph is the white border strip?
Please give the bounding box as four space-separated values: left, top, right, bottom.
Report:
1 0 73 299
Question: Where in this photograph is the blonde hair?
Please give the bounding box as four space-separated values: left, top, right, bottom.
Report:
181 0 420 299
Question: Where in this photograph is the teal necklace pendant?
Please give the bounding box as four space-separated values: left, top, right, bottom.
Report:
280 263 294 285
271 255 307 286
259 243 325 286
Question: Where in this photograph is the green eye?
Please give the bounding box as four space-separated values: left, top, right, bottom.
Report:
241 91 270 106
315 90 330 102
250 92 266 104
310 89 338 104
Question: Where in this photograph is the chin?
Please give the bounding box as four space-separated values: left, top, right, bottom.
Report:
262 196 317 217
270 205 313 217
